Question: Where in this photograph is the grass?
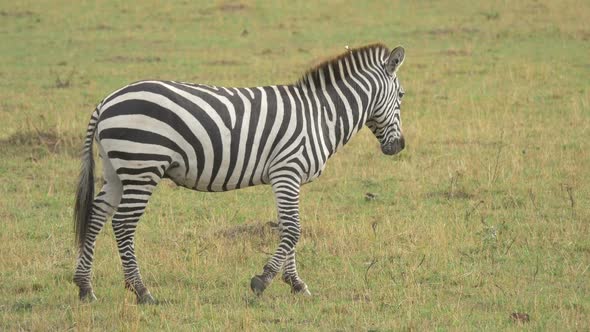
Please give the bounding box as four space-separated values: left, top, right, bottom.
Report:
1 0 589 330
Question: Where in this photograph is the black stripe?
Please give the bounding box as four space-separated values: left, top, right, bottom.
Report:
236 88 261 188
108 151 172 163
116 166 163 177
301 88 321 175
120 178 158 187
123 189 152 196
222 88 245 190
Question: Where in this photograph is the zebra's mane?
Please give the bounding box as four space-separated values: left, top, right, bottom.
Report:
295 43 389 88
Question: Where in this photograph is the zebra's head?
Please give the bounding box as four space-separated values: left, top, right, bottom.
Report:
366 46 406 156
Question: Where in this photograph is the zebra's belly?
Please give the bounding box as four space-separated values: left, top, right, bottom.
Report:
164 158 268 192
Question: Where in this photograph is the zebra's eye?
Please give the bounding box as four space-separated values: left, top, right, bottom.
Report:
398 91 405 98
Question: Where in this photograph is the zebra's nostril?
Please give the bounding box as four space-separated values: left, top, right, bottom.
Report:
381 138 405 155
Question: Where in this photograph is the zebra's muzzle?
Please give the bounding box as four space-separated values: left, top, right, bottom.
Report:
381 136 405 155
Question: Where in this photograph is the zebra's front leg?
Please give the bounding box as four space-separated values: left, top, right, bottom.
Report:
281 249 310 295
251 176 307 296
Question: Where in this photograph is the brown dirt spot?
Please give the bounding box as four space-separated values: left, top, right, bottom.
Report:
428 28 454 36
216 221 278 240
576 30 590 41
93 24 113 31
429 139 502 148
0 10 35 18
203 60 244 66
14 283 44 294
200 3 248 15
427 190 473 200
440 49 471 56
427 27 479 36
510 312 530 323
219 3 248 12
257 47 287 55
1 129 79 155
351 293 371 302
445 69 486 76
103 56 161 63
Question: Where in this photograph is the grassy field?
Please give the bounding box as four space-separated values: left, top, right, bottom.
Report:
1 0 589 330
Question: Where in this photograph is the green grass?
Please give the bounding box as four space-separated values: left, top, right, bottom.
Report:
1 0 589 330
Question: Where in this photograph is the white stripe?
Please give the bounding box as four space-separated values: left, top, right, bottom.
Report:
257 86 285 182
240 87 268 188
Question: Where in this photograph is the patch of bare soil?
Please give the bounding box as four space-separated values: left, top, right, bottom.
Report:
427 190 474 200
203 60 244 66
440 49 471 57
102 56 162 63
199 2 248 15
219 3 248 12
1 129 79 155
0 10 35 18
216 221 278 240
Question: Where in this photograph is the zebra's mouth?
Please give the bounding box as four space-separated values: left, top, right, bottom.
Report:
381 137 405 155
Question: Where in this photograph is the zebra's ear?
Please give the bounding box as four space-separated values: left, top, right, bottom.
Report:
384 46 405 76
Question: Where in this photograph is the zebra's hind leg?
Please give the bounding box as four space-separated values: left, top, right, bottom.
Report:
281 249 310 295
112 165 165 304
74 156 122 302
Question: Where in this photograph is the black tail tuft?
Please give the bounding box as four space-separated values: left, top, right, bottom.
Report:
74 110 98 251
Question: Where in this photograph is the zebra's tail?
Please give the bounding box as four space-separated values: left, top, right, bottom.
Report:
74 108 99 251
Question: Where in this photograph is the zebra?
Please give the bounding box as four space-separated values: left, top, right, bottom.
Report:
74 43 406 303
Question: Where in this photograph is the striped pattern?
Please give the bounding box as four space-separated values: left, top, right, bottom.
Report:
73 43 406 302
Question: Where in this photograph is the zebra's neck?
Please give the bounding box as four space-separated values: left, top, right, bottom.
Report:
295 83 374 159
293 45 388 157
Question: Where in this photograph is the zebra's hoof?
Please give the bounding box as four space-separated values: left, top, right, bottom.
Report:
302 287 312 296
292 284 311 296
79 289 97 302
137 293 156 305
250 275 268 296
298 285 311 297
